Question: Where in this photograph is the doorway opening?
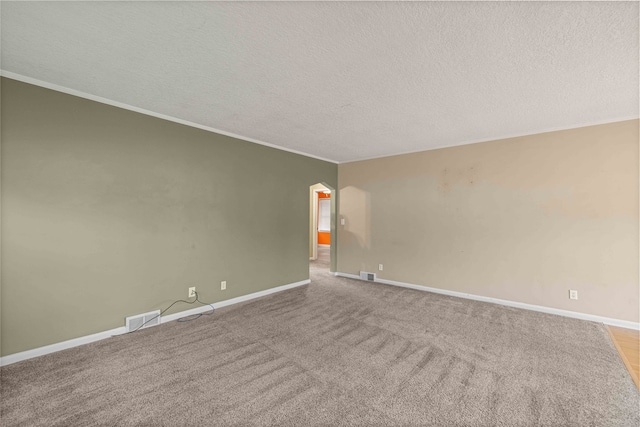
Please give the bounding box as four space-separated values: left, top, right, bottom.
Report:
310 183 335 274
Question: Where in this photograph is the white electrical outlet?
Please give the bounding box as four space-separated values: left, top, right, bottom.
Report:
569 290 578 300
378 264 384 271
340 218 345 225
188 287 196 298
221 281 227 290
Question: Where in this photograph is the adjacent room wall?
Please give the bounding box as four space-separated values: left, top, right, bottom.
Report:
338 120 639 323
0 79 3 359
1 77 337 356
317 192 331 245
309 183 328 258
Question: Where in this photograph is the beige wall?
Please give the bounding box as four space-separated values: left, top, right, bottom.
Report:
1 77 337 356
338 120 639 323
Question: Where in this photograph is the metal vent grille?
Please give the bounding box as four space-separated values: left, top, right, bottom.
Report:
125 310 161 332
359 271 376 281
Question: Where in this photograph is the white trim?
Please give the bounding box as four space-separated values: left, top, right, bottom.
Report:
339 116 640 164
311 189 319 260
3 71 636 166
0 70 337 164
0 279 310 367
335 272 640 330
161 279 311 323
0 326 127 367
335 272 360 280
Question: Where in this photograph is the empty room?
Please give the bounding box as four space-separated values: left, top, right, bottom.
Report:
1 2 639 426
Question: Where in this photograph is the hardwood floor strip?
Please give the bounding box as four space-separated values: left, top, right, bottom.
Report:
607 325 640 390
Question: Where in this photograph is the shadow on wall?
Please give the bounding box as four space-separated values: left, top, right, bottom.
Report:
338 186 371 250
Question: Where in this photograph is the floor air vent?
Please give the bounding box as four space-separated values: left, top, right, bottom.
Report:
359 271 376 281
125 310 161 332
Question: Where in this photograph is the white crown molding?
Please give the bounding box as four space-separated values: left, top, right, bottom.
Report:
334 272 640 330
0 279 310 367
0 70 337 164
4 71 635 166
339 116 640 164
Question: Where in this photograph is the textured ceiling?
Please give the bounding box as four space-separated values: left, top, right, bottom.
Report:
2 1 638 163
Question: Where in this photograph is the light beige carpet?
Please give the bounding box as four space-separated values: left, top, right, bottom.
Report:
2 252 638 426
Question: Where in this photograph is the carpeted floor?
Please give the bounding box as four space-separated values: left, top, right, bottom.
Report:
1 247 638 426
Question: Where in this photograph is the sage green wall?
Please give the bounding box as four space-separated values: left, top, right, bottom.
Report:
338 120 639 323
0 77 337 356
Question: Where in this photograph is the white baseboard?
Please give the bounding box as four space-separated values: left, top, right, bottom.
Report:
0 279 311 367
335 272 360 280
161 279 311 323
334 272 640 330
0 326 127 367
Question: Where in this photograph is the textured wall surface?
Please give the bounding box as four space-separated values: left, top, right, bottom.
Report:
1 78 337 356
2 2 638 162
338 120 639 322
